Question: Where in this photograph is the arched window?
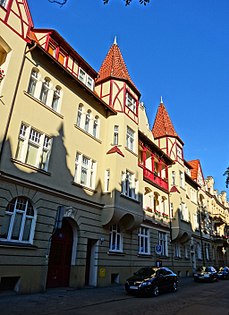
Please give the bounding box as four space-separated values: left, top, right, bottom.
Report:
84 110 91 132
51 85 61 111
40 77 50 104
93 115 99 138
0 196 36 243
76 104 83 127
27 68 39 96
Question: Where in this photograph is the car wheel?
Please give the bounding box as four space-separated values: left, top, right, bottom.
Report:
172 281 178 292
152 286 159 297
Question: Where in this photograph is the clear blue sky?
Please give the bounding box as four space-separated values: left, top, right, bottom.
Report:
28 0 229 194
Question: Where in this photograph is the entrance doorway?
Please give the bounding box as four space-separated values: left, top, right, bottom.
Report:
46 219 73 288
85 239 98 286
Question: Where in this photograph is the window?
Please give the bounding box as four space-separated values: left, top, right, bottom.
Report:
171 171 176 186
76 104 83 127
74 152 96 189
193 213 199 230
51 86 61 111
126 126 134 151
78 67 94 90
121 170 138 200
126 92 137 114
138 227 150 254
27 69 38 96
113 125 119 145
174 243 181 258
93 116 99 138
176 145 183 162
179 171 185 189
84 110 91 132
0 196 36 244
184 245 189 259
109 224 122 252
15 123 52 171
158 231 168 256
78 68 86 83
40 78 50 104
205 244 210 261
0 0 7 8
104 169 110 192
180 202 189 222
197 242 202 260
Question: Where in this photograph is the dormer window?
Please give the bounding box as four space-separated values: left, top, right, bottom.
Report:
126 92 137 114
78 67 94 90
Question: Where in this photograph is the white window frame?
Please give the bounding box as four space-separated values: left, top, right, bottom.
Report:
174 243 181 258
0 196 36 244
121 170 138 200
15 123 52 171
74 152 96 189
104 169 110 192
76 104 84 128
126 92 137 114
39 78 50 105
158 231 168 256
126 126 135 151
78 67 94 90
0 0 7 8
93 116 99 138
109 224 123 252
51 86 61 111
113 125 119 145
27 69 38 96
138 227 150 255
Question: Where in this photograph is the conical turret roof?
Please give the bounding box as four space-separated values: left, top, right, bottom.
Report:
152 99 183 144
96 38 140 95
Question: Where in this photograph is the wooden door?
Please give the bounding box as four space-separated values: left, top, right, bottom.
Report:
46 219 73 288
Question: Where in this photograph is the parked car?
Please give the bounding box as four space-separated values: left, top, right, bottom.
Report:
193 266 218 282
217 266 229 280
125 266 178 297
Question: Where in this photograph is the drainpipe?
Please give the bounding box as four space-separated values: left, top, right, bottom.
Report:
0 42 37 169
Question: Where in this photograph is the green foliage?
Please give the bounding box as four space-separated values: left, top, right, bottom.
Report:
223 167 229 188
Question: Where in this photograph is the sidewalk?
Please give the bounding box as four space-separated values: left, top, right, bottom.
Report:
0 277 194 315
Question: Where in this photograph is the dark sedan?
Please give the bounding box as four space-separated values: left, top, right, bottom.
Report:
193 266 218 282
125 266 178 297
217 266 229 280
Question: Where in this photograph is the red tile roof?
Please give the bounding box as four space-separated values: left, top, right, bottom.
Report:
188 159 200 181
152 101 183 144
96 40 140 95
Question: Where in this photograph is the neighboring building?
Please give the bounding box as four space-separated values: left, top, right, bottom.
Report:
0 0 228 294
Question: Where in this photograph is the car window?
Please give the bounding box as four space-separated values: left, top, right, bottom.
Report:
135 267 156 277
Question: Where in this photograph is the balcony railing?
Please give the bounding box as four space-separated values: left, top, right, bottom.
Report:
143 168 168 190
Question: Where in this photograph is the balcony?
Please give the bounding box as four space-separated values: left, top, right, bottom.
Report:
143 168 168 191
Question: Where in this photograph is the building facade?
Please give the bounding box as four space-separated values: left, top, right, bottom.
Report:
0 0 228 293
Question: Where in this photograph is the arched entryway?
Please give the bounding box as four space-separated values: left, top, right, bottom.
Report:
46 218 73 288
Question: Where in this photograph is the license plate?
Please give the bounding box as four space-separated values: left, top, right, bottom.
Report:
129 286 138 290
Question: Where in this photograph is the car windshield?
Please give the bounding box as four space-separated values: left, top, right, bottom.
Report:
134 267 157 277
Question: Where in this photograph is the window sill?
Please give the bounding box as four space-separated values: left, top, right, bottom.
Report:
107 251 125 256
74 124 102 143
24 91 64 119
72 181 97 193
0 240 38 249
11 159 51 175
